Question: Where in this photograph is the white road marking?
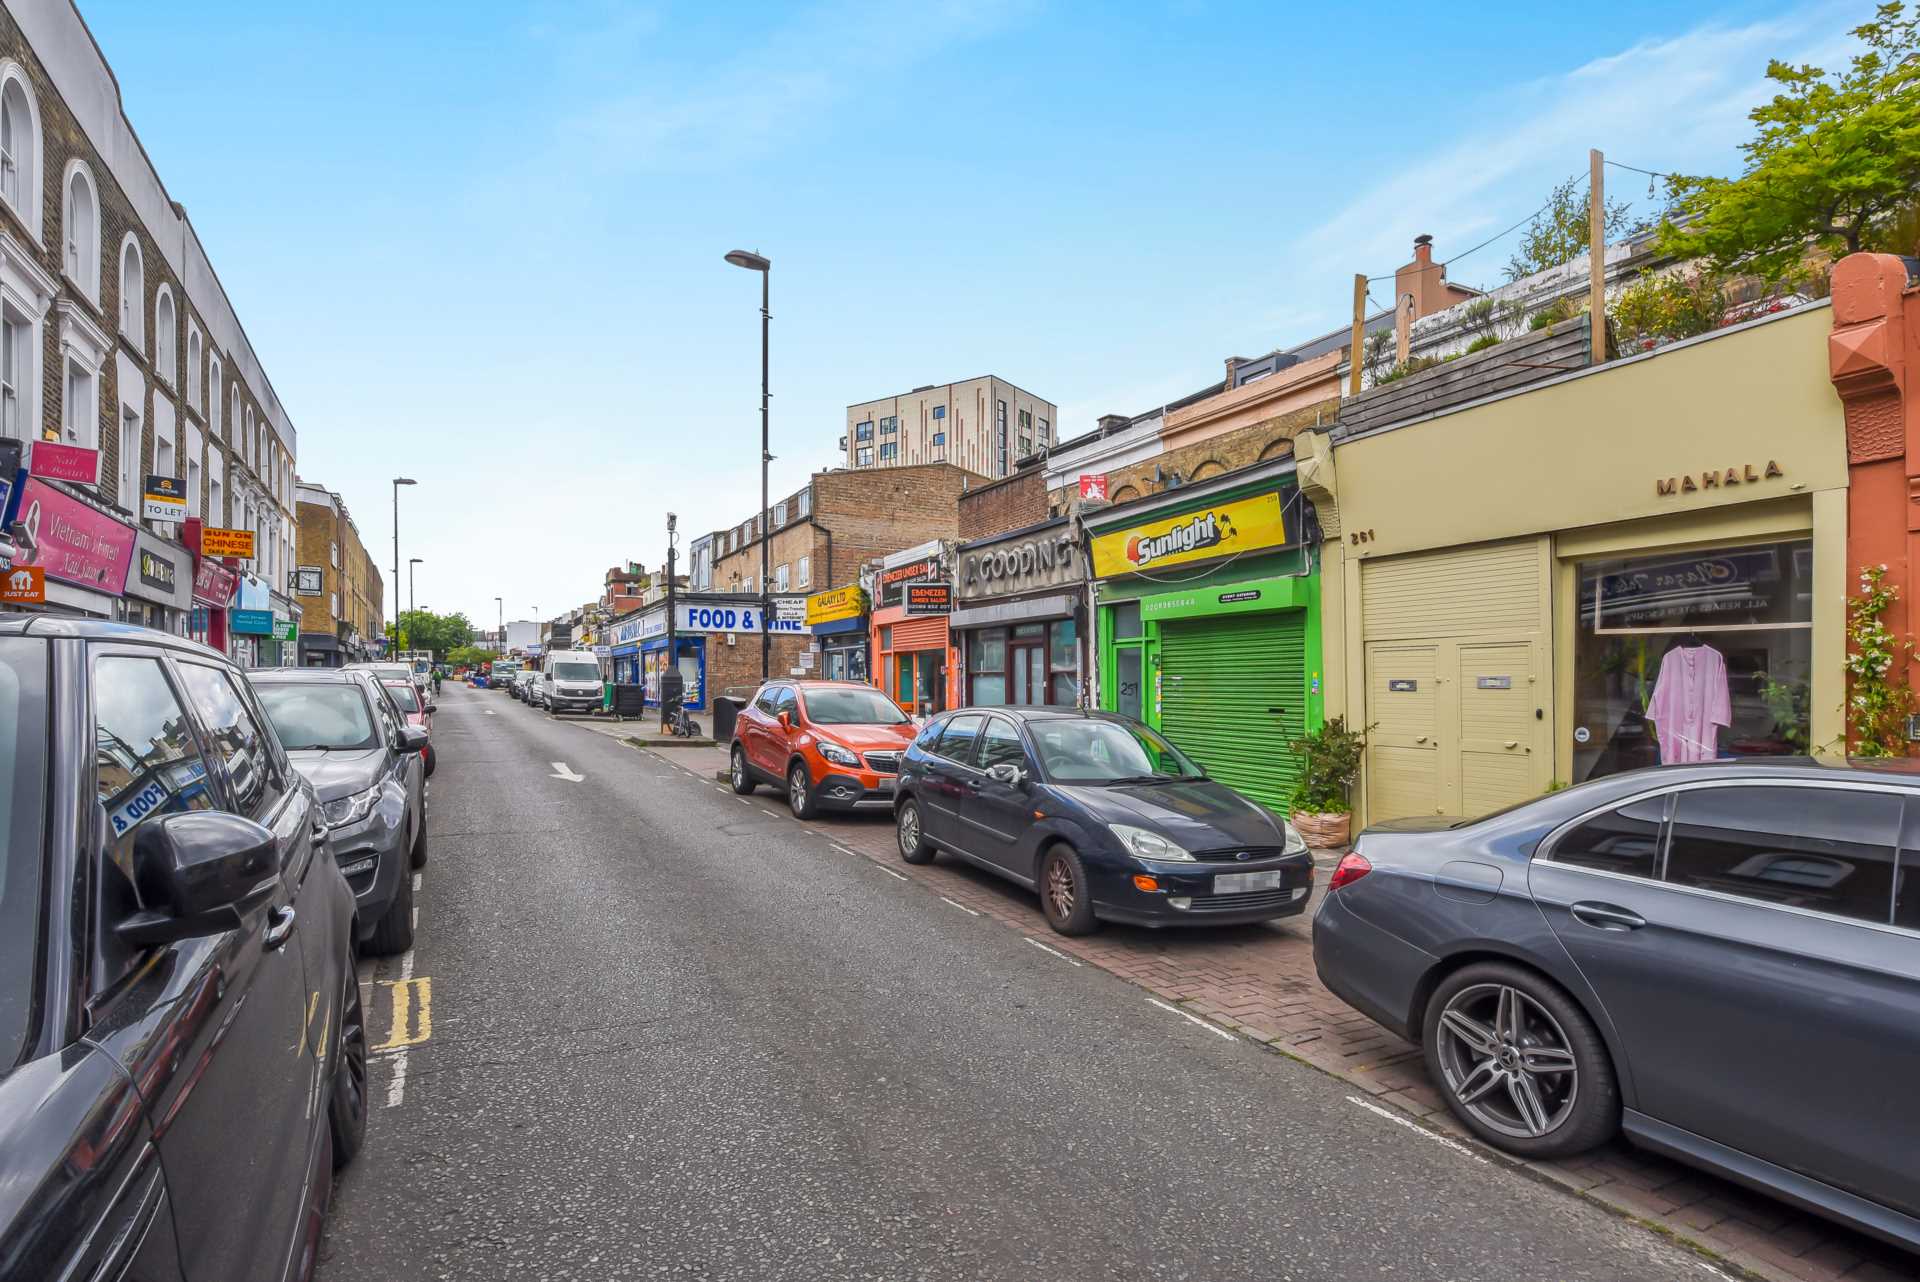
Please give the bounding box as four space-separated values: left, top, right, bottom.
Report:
832 845 863 859
939 896 981 917
1147 997 1238 1042
1025 937 1083 966
484 709 495 716
413 873 421 892
385 948 417 1109
1344 1095 1490 1164
549 761 584 782
874 866 908 881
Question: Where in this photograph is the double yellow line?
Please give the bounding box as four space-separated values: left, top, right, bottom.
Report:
375 977 433 1051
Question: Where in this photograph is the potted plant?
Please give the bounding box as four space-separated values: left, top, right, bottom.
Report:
1287 717 1371 848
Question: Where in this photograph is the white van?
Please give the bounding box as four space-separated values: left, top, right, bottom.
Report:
539 650 604 715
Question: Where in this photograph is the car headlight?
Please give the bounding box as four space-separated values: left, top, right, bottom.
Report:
818 741 859 768
322 785 381 829
1283 822 1308 855
1110 823 1195 862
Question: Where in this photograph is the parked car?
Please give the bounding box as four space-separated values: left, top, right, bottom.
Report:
346 660 427 704
731 680 920 818
250 668 428 956
381 677 436 776
514 668 541 705
0 616 366 1282
891 707 1313 935
1312 759 1920 1252
538 650 603 715
490 659 523 691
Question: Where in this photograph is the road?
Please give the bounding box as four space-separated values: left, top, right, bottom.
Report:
316 681 1719 1281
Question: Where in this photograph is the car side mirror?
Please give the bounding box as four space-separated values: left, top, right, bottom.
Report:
987 761 1028 787
777 711 792 731
425 703 438 714
116 812 279 947
401 726 429 752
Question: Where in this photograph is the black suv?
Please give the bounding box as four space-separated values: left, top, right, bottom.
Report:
0 616 366 1282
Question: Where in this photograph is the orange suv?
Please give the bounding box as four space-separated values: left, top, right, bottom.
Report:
730 680 919 819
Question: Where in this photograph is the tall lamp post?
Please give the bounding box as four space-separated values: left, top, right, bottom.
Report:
391 477 416 654
408 558 423 617
724 248 771 679
664 512 677 731
494 596 502 650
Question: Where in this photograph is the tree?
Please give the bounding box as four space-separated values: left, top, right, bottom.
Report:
446 644 498 669
393 609 475 658
1658 3 1920 279
1505 177 1632 281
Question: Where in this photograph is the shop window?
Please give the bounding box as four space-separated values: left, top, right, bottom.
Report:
1571 539 1812 784
1048 617 1079 705
880 626 892 651
969 627 1007 707
1107 601 1143 640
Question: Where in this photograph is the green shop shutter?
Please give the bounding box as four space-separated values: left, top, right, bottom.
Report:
1158 613 1305 815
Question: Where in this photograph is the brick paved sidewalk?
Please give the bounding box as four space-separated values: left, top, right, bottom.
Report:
629 740 1913 1282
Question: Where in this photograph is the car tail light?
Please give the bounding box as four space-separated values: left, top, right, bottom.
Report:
1328 851 1372 891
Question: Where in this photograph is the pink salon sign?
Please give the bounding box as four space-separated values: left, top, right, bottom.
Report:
17 478 136 595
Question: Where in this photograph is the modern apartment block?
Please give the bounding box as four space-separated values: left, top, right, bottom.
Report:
844 377 1056 480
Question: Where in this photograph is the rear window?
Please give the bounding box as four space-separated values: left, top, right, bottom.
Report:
0 638 47 1069
256 682 379 750
382 682 421 714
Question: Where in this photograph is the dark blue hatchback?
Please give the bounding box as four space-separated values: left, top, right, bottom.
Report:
893 707 1313 934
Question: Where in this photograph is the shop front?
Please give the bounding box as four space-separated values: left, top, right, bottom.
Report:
643 634 707 711
867 543 954 715
1085 462 1321 815
119 529 192 635
1311 303 1849 823
605 610 662 687
806 585 869 683
11 478 135 620
227 574 274 668
951 519 1084 707
185 520 237 654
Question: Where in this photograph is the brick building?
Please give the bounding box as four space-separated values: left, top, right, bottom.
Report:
958 462 1050 541
0 1 300 658
293 481 384 665
845 377 1056 479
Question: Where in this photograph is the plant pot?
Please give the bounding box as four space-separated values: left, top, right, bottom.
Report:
1290 810 1351 849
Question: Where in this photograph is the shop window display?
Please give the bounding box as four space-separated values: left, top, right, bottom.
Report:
1571 539 1812 783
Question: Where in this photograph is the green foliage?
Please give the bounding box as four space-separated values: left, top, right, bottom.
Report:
1658 4 1920 279
1287 717 1371 815
1362 327 1395 383
395 609 475 658
1847 564 1916 756
446 643 499 669
1758 669 1812 752
1543 779 1569 794
1505 176 1633 281
1376 354 1443 385
1609 270 1729 352
1527 296 1582 330
1465 334 1503 353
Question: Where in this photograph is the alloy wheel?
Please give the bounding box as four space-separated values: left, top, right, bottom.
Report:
1045 855 1076 920
789 767 808 814
898 804 920 854
732 752 746 789
340 977 367 1117
1434 983 1578 1139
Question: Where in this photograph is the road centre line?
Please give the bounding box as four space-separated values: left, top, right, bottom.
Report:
1025 937 1083 966
1344 1095 1489 1164
939 896 982 917
1147 997 1238 1042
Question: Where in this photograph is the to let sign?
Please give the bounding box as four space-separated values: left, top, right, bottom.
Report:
143 474 186 523
200 526 255 559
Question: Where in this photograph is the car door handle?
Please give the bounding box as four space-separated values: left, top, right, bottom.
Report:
1570 901 1645 931
264 905 297 949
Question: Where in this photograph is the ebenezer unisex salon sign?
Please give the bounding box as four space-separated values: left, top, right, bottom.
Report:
957 527 1080 602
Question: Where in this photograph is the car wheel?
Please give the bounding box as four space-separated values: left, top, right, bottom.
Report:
730 746 756 795
896 798 935 864
1038 844 1098 936
410 810 428 869
1423 961 1618 1159
366 860 415 956
328 954 368 1170
424 744 436 778
787 762 818 820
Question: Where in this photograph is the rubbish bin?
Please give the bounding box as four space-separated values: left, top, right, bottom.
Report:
711 696 743 744
612 684 648 717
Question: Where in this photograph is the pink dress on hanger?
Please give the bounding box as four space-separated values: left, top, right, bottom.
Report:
1646 644 1732 765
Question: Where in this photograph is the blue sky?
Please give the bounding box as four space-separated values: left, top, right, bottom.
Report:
79 0 1859 630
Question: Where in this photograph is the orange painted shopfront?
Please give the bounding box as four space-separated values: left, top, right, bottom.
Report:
871 608 956 715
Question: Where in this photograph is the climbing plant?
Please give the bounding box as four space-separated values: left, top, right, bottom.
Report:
1847 565 1916 756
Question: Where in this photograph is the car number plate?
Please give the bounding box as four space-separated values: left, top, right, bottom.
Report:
1214 870 1285 895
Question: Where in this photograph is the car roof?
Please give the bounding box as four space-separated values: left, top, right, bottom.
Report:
250 667 371 683
938 706 1122 722
0 614 235 659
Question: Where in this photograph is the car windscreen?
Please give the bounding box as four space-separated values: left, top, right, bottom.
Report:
255 682 380 750
803 688 910 726
382 682 421 713
0 638 47 1069
553 662 599 682
1028 719 1206 784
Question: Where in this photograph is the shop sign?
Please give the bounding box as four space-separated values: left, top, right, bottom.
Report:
231 608 275 634
1219 589 1260 604
200 526 255 559
142 474 186 523
30 441 100 485
276 618 298 642
956 528 1080 603
15 479 136 594
677 602 805 634
292 566 324 596
904 582 952 616
137 546 179 596
0 564 44 603
877 554 946 608
1090 491 1290 578
1655 460 1784 497
805 585 867 625
1078 474 1108 501
773 595 807 622
193 557 239 606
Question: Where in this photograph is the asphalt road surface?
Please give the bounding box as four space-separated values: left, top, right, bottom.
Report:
316 682 1720 1282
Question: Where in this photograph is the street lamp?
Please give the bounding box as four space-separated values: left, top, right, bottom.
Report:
494 596 502 649
391 477 416 653
408 558 423 617
724 248 772 680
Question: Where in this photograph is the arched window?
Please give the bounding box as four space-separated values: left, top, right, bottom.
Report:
207 355 222 436
229 384 239 444
62 161 97 299
153 286 176 384
118 236 143 345
1256 438 1292 463
0 66 41 241
1187 459 1226 482
187 325 202 408
243 405 253 463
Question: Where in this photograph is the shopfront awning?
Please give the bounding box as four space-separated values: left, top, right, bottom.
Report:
811 615 867 637
948 593 1077 630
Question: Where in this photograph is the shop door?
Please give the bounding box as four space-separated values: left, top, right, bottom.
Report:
1010 631 1046 706
1455 642 1537 816
1157 613 1305 814
1365 644 1441 821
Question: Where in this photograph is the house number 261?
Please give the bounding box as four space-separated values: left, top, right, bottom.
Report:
1348 529 1377 546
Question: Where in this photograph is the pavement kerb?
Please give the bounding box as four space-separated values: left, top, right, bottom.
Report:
627 740 1804 1282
